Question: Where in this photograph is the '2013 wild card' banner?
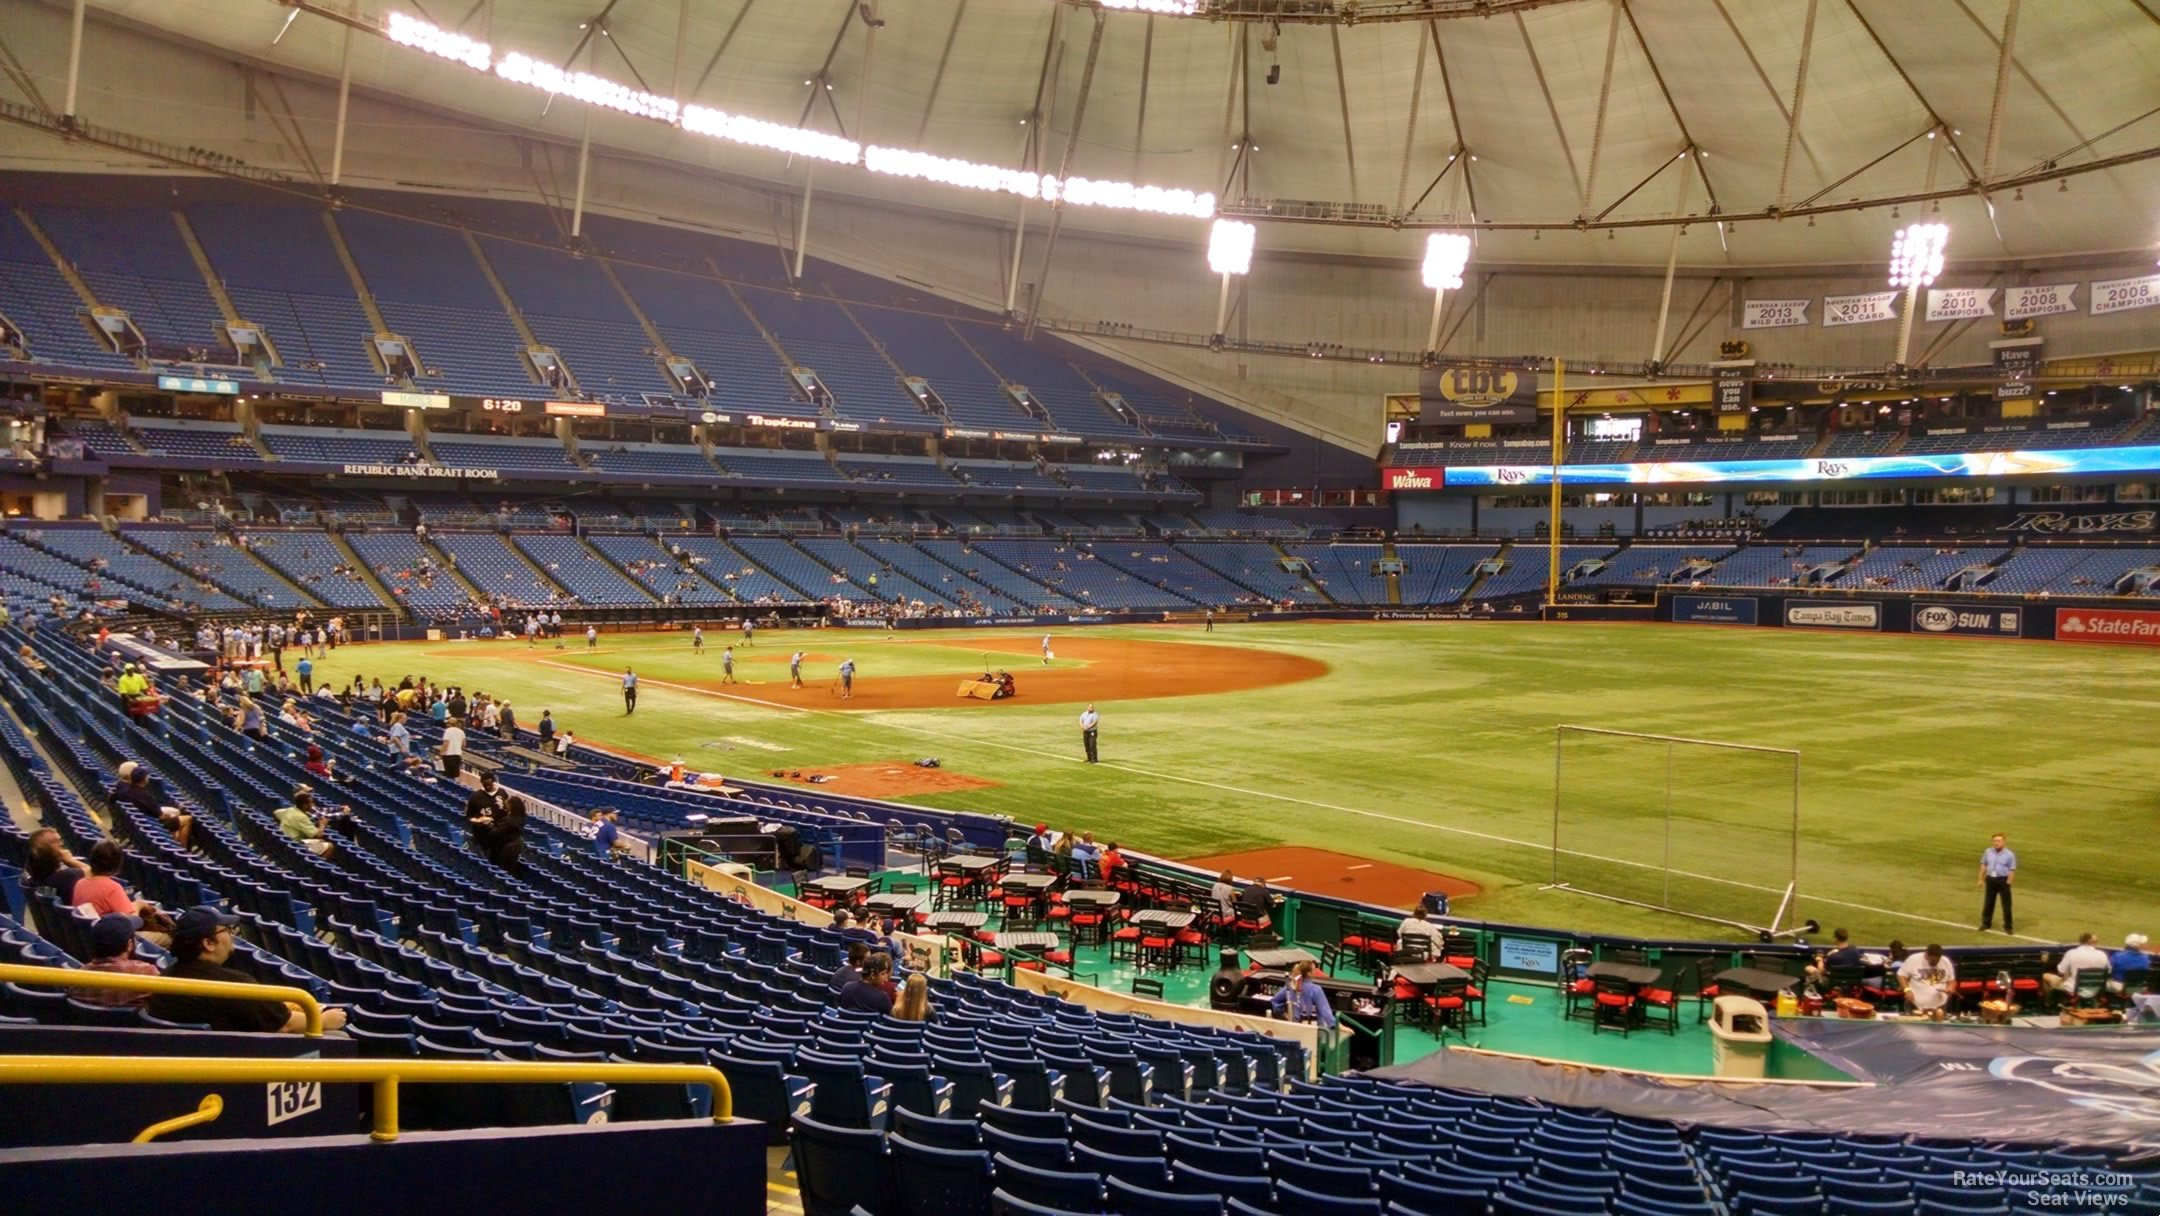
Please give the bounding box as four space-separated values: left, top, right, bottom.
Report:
1742 298 1809 329
1926 287 1995 321
2005 282 2077 320
1419 360 1538 424
1822 291 1900 327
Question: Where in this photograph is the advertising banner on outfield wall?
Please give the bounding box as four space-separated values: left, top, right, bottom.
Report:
1672 595 1759 625
1912 604 2022 638
2055 607 2160 645
1785 602 1881 630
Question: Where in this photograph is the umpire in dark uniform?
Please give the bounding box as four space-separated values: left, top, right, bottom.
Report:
1079 703 1100 764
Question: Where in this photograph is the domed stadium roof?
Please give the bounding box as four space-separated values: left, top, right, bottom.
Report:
91 0 2160 268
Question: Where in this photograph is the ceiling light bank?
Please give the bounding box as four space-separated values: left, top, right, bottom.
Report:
1099 0 1203 14
383 13 1209 218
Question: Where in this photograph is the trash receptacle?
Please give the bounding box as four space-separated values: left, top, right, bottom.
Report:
1709 995 1772 1079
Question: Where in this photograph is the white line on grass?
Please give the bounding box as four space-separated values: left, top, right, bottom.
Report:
536 658 2047 941
1345 864 1373 871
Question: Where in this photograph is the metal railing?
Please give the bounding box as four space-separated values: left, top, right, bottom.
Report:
0 963 326 1036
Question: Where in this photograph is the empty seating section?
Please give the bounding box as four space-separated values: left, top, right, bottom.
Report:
955 463 1066 492
510 534 654 605
716 450 851 483
343 531 474 614
1567 439 1635 464
0 532 136 612
1058 465 1157 494
972 540 1198 609
1295 542 1390 604
736 288 922 424
1174 543 1327 604
729 537 860 601
242 530 392 610
1397 544 1500 604
1819 430 1900 457
954 321 1139 434
662 536 808 603
852 537 1021 611
1476 545 1614 599
187 203 386 394
1576 545 1736 586
849 306 1036 428
0 212 143 373
580 443 719 479
1185 510 1308 537
259 426 415 465
1703 545 1862 587
432 531 568 602
1840 545 2006 591
127 421 258 461
52 420 137 458
35 207 230 358
587 534 736 604
794 537 955 607
430 438 581 473
122 527 320 609
336 211 536 399
1086 367 1217 437
1904 423 2138 454
479 238 671 399
30 526 249 612
913 540 1079 610
609 266 792 415
841 456 961 487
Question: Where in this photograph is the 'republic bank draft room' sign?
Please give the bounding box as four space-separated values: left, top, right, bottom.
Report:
1418 360 1538 424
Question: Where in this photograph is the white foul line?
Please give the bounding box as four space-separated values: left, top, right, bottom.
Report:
531 657 2048 941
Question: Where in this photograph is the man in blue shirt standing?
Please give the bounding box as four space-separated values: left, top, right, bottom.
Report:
622 667 638 714
296 654 314 694
1978 833 2016 935
1270 960 1334 1028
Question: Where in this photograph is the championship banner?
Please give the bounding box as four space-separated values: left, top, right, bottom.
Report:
1741 299 1809 329
2004 283 2076 320
1993 338 2040 401
2090 272 2160 316
1925 287 1994 322
1822 292 1899 327
1710 362 1753 414
1418 360 1537 424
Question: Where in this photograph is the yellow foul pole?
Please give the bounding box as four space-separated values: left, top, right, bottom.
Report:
1546 358 1564 608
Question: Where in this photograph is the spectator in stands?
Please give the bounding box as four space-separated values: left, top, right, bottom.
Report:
233 695 266 740
25 827 88 903
497 701 517 741
537 709 556 751
81 913 158 1006
1210 870 1238 922
1269 960 1334 1026
439 717 467 781
1070 831 1101 875
893 974 930 1022
147 905 347 1034
386 711 411 759
836 953 895 1014
554 727 575 758
1025 822 1053 863
2048 933 2113 996
832 942 869 992
1237 877 1276 932
1807 928 1864 983
589 808 623 856
303 744 334 781
73 839 150 921
485 796 527 875
274 788 340 859
110 762 193 849
465 770 505 845
1897 944 1956 1020
16 642 46 673
2111 935 2151 993
1396 896 1445 952
1099 841 1127 886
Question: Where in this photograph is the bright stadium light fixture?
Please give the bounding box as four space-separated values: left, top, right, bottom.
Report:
689 106 859 164
865 146 1043 201
1422 232 1471 357
1207 219 1255 346
496 52 678 121
385 12 491 71
1888 222 1949 369
1099 0 1202 14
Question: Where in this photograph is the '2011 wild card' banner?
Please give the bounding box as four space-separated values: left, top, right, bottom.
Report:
1822 291 1900 327
1419 360 1539 424
1742 298 1809 329
1926 287 1995 321
2005 282 2077 320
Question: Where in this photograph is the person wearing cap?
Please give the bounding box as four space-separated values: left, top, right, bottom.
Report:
147 906 347 1034
81 914 159 1006
109 762 194 849
274 789 338 859
1026 823 1054 863
2110 934 2152 994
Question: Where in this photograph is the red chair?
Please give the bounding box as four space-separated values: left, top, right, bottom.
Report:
1138 931 1177 972
1591 975 1637 1036
1105 911 1139 960
1462 960 1489 1028
1637 979 1678 1035
1425 977 1470 1039
1561 949 1596 1023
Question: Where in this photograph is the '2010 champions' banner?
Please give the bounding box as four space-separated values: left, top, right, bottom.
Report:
1418 360 1538 424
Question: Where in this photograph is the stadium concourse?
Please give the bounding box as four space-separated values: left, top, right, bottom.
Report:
7 0 2160 1211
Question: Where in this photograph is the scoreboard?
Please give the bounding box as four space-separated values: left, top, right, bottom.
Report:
380 391 604 417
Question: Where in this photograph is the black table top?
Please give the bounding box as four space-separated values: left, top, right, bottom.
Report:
1717 966 1801 993
941 856 1001 872
1246 947 1319 969
1131 911 1197 930
1390 962 1469 985
1587 961 1663 987
994 932 1062 950
924 911 989 930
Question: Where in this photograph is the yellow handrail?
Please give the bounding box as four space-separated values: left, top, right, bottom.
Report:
0 1055 733 1142
0 963 324 1036
135 1093 224 1143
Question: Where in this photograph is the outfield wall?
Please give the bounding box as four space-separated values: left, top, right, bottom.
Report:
1656 592 2160 645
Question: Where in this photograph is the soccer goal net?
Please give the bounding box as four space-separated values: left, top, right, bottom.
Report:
1550 725 1802 936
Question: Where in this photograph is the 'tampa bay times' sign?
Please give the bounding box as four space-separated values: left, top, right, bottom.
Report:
1785 601 1881 630
1913 604 2022 638
1383 467 1444 491
2055 607 2160 645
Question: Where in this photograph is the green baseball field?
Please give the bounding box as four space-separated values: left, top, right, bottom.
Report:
300 621 2156 947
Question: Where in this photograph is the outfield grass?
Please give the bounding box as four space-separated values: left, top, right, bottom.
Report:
304 622 2157 947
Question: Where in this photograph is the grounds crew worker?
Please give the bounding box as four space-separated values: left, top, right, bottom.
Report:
1079 703 1100 764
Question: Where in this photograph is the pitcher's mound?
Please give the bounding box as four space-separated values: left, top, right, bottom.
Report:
1179 846 1480 909
769 761 1002 800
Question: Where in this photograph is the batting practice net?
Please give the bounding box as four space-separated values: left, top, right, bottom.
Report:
1549 725 1801 935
